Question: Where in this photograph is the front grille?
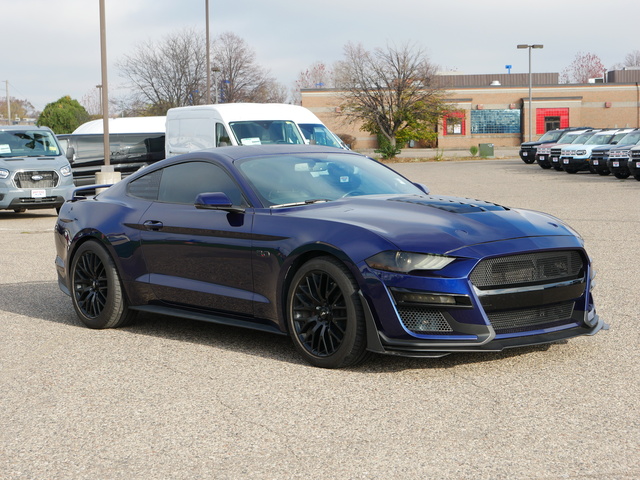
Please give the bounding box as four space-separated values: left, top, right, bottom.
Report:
487 302 575 334
470 251 584 290
550 148 562 156
14 170 59 188
398 307 453 334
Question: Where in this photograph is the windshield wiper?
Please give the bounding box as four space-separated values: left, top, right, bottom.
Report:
271 198 331 208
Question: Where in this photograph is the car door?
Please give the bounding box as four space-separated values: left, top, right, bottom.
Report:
135 160 256 316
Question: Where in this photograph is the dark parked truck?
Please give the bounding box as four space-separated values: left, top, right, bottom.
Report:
560 129 632 174
518 127 591 164
0 126 75 212
57 117 166 187
628 146 640 181
590 129 640 176
535 130 596 169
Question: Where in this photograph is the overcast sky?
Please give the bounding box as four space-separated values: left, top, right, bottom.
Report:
3 0 638 112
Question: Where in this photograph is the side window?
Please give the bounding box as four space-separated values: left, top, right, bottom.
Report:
215 123 231 147
157 161 245 206
127 169 162 200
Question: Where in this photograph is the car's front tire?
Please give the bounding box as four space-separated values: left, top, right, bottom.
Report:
286 256 369 368
70 241 136 329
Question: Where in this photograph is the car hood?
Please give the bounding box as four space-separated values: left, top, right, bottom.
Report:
287 195 576 254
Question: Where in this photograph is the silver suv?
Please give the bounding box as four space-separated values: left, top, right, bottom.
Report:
0 126 75 212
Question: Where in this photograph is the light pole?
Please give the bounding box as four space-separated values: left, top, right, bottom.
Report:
517 44 543 142
205 0 211 104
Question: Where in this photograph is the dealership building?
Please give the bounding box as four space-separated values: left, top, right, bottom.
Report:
301 69 640 150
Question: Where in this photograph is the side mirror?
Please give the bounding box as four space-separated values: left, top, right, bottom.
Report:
195 192 245 214
66 146 76 162
414 183 430 195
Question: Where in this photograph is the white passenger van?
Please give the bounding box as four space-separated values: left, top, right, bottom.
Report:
165 103 345 158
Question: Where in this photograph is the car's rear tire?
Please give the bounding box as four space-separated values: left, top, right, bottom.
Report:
70 241 136 329
286 256 369 368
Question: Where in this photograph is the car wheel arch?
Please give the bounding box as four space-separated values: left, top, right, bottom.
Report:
278 246 362 333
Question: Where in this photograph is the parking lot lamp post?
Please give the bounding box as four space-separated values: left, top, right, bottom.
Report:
517 44 543 142
205 0 211 104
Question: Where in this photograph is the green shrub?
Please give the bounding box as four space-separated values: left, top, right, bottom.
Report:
469 145 478 156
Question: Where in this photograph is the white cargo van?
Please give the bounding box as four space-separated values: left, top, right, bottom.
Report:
165 103 345 158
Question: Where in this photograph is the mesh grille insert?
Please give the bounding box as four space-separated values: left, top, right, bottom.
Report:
488 302 575 334
470 251 584 289
14 170 59 188
398 307 453 334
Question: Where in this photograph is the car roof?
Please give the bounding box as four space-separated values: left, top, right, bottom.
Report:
0 125 53 132
180 144 361 162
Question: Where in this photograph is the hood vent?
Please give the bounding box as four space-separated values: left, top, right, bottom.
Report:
390 196 508 214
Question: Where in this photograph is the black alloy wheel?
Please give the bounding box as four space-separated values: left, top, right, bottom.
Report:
287 256 368 368
70 241 136 329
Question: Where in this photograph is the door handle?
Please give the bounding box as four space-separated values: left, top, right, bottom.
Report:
143 220 164 231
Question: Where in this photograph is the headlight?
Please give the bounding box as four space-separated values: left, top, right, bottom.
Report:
60 165 72 176
366 251 455 273
0 168 9 179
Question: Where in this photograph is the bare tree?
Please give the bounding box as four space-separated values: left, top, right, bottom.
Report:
213 32 286 103
0 97 38 122
560 52 606 84
292 61 334 104
624 50 640 67
334 42 446 158
117 28 208 115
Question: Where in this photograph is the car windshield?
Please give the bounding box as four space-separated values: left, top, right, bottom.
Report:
236 152 424 207
585 133 616 145
298 123 344 149
617 131 640 145
0 129 61 157
539 130 564 142
228 120 306 146
571 133 594 144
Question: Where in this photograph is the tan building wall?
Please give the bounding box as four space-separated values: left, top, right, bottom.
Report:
301 82 640 150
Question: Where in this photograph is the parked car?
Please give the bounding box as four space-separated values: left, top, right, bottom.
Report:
589 128 640 176
560 129 631 174
54 145 605 368
518 127 590 164
627 146 640 181
605 130 640 179
58 117 166 186
535 130 596 169
0 126 74 212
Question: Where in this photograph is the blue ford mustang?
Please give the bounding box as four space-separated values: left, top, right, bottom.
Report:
54 145 605 368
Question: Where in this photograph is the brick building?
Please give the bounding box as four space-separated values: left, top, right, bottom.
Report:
301 70 640 150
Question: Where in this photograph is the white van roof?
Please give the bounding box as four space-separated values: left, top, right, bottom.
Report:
72 116 166 134
167 103 322 123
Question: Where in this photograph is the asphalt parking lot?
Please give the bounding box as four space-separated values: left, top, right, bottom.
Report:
1 158 638 480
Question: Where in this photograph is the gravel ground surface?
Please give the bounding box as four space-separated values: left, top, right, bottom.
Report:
0 157 638 479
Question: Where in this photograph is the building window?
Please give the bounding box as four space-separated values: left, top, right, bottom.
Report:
535 108 569 135
443 112 466 135
471 110 521 134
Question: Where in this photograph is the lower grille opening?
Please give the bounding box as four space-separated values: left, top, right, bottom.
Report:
398 306 453 335
487 302 575 334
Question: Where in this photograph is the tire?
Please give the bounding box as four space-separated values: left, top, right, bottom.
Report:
565 168 578 174
597 170 610 176
614 171 630 179
70 241 136 329
634 174 640 182
539 163 552 170
522 157 535 164
13 208 26 213
286 256 369 368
